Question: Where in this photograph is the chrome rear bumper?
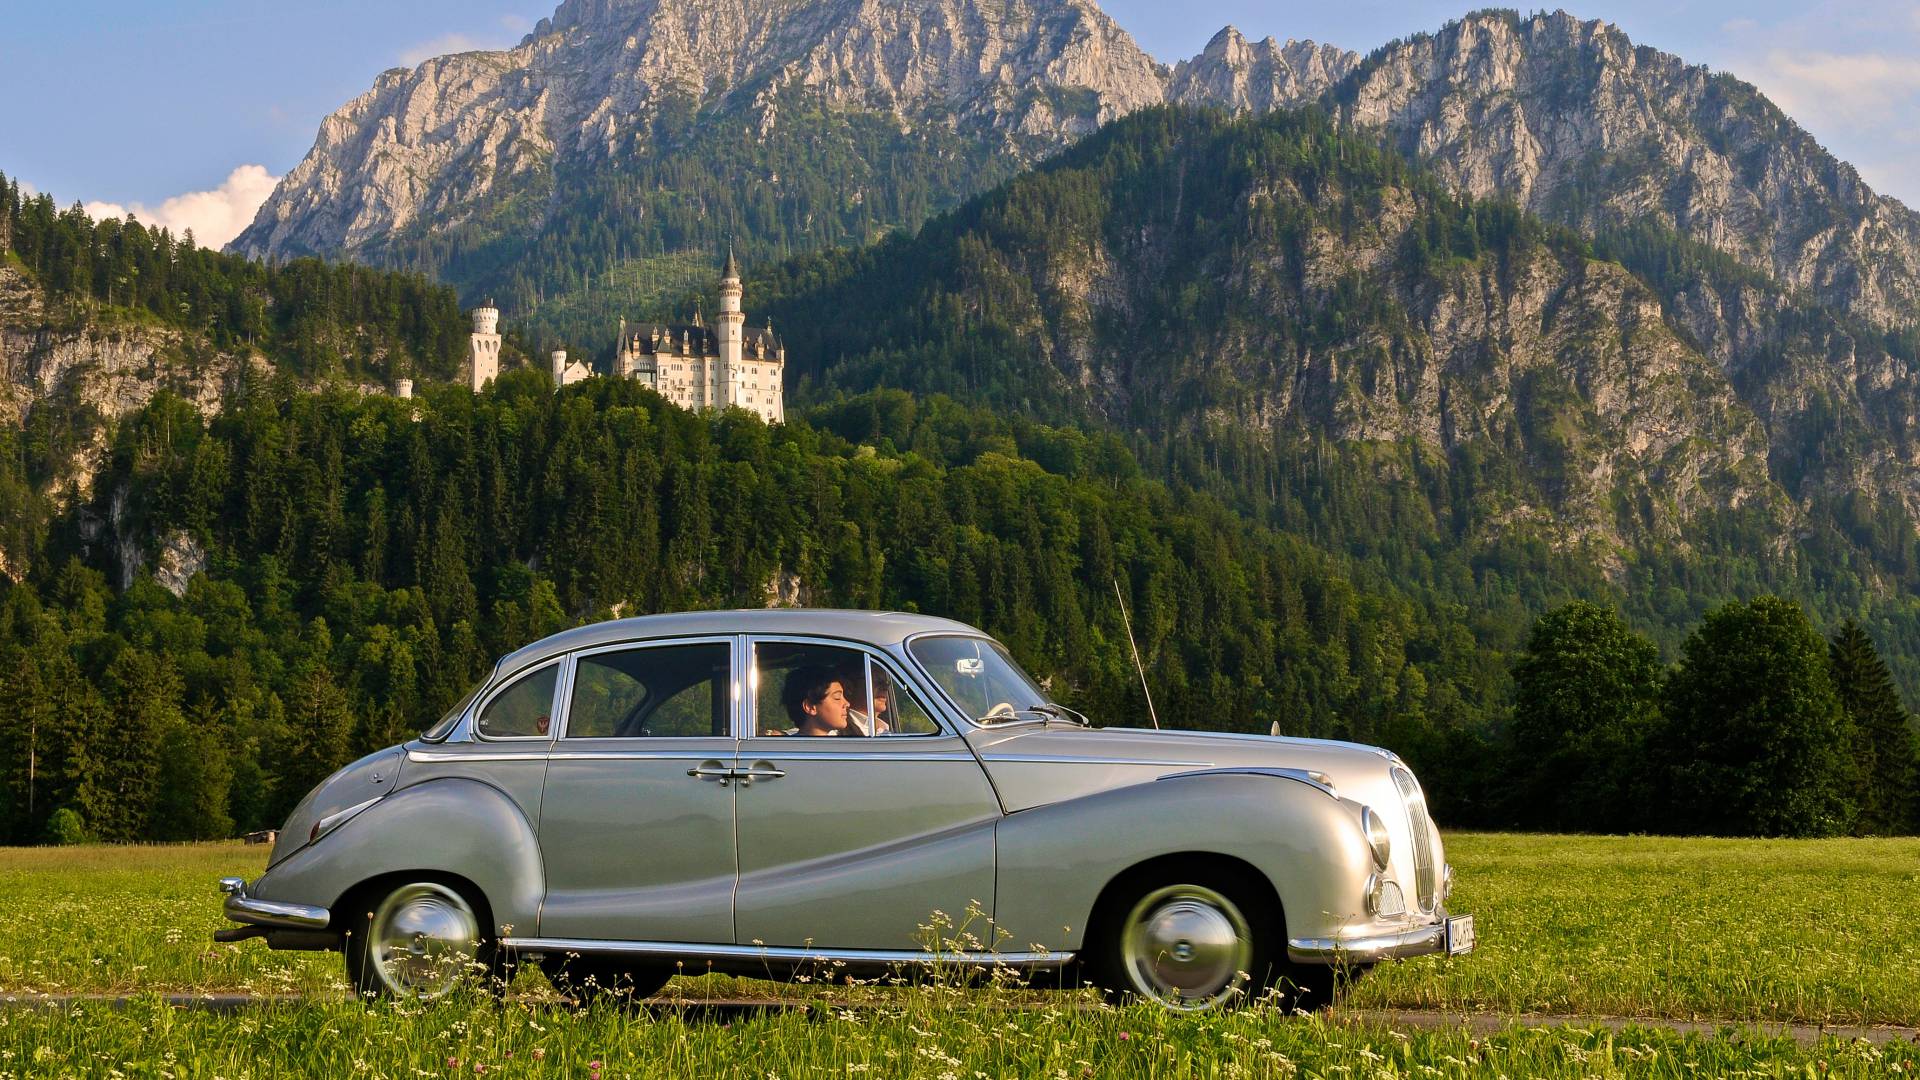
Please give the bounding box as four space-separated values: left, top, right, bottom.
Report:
1287 912 1471 965
218 876 331 930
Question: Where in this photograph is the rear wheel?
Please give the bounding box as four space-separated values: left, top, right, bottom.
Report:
540 955 672 1006
1089 873 1272 1011
343 881 494 1000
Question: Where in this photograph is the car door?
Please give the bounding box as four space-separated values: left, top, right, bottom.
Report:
535 636 739 944
732 637 1002 952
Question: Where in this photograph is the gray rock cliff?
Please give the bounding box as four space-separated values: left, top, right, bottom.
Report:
234 0 1173 260
1331 10 1920 331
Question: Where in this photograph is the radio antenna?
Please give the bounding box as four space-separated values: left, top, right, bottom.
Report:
1113 578 1160 730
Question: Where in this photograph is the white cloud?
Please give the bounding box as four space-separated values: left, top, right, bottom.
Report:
1754 49 1920 120
398 32 496 67
15 179 35 198
83 164 280 250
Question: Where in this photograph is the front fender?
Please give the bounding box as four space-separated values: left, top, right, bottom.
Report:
250 777 545 936
993 771 1373 952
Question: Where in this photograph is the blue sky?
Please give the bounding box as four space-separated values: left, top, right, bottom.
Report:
2 0 1916 248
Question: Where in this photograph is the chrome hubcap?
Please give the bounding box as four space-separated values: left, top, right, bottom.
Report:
1118 884 1253 1010
368 883 480 999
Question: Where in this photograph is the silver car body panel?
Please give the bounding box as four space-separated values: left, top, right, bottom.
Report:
226 610 1466 973
252 776 547 935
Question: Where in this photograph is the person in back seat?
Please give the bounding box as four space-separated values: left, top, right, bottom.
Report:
780 665 854 736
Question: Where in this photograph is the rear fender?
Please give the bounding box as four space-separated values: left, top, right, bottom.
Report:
249 777 545 936
992 771 1372 952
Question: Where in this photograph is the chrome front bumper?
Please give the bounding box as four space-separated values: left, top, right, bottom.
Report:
1287 912 1473 965
217 876 331 930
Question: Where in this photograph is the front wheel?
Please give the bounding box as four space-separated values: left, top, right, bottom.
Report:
1090 875 1272 1011
343 881 493 1000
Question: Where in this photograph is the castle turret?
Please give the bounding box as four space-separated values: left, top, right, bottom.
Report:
717 245 745 403
468 299 502 392
551 349 567 382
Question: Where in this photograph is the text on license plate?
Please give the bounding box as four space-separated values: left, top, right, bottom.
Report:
1445 914 1475 956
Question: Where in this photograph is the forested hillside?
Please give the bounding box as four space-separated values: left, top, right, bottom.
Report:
0 172 468 380
0 170 486 592
0 378 1512 842
3 377 1911 843
757 107 1920 701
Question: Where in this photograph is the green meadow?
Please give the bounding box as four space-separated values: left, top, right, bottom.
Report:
0 834 1914 1077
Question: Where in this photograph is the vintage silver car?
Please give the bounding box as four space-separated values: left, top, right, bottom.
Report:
216 610 1473 1009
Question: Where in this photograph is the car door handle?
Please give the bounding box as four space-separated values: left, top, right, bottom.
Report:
736 762 786 785
687 762 735 786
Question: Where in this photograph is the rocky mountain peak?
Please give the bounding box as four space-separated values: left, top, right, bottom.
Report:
233 0 1177 260
1331 7 1920 329
1167 26 1358 113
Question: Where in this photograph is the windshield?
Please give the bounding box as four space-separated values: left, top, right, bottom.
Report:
420 680 486 742
908 635 1053 724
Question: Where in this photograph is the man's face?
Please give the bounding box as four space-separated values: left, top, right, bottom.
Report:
807 681 851 732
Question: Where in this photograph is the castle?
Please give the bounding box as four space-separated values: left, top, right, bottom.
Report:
465 251 786 425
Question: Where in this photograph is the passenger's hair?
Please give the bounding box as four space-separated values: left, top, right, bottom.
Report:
782 665 843 728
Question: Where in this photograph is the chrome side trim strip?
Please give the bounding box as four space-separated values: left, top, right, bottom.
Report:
1287 922 1447 964
728 750 978 763
408 750 550 763
310 795 383 841
548 748 736 761
498 937 1074 968
978 755 1211 768
1155 767 1338 798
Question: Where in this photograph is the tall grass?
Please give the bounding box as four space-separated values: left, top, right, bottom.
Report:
2 834 1917 1025
0 994 1914 1079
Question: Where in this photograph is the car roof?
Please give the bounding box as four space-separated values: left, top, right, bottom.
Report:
495 609 985 675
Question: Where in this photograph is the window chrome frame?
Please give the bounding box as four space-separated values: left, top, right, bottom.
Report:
740 634 955 740
471 657 567 743
900 631 1054 732
555 635 742 742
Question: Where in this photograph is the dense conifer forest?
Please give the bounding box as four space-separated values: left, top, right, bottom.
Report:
1 378 1914 843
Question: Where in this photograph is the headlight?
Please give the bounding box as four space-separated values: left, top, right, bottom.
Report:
1360 805 1391 870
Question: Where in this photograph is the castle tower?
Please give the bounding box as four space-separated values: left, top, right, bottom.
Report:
550 349 567 382
716 246 745 404
468 299 502 392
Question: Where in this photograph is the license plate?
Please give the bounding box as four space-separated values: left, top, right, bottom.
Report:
1445 914 1476 956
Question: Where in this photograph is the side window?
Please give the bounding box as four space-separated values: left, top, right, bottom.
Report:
753 641 941 737
477 664 559 739
870 663 940 736
567 642 730 739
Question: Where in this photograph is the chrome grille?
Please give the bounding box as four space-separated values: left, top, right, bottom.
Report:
1392 766 1438 913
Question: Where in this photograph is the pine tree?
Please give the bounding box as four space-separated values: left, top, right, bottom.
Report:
1829 620 1920 834
276 660 356 824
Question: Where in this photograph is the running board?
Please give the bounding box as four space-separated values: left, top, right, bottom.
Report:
499 937 1074 969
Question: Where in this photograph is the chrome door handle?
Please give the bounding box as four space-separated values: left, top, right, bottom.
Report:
737 762 786 785
687 762 734 786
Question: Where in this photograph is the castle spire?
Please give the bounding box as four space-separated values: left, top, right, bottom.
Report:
722 242 740 282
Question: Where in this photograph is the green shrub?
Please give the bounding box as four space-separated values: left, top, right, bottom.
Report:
43 808 85 846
